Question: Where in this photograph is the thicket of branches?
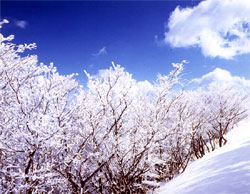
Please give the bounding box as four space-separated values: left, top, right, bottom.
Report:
0 20 249 193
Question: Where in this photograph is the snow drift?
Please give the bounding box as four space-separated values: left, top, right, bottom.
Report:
157 119 250 194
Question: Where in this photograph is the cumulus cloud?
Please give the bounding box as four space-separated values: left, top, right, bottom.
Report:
154 35 165 47
191 68 250 89
165 0 250 59
15 20 28 29
137 80 155 95
92 46 107 56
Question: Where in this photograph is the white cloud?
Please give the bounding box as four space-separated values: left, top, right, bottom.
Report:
137 80 155 95
92 46 107 56
191 68 250 89
15 20 28 29
165 0 250 59
154 35 164 46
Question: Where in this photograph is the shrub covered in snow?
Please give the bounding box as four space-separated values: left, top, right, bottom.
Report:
0 20 249 193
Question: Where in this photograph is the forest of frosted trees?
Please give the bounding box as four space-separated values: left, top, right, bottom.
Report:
0 19 249 193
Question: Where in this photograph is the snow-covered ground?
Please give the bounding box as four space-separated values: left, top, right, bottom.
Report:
157 119 250 194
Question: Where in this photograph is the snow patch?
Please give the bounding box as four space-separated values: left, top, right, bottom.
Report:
157 119 250 194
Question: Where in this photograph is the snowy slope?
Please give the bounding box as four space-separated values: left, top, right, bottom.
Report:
157 119 250 194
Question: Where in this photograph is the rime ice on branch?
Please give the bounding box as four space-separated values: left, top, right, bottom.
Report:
0 20 249 193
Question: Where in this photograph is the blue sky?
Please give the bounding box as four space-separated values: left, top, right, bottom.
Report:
1 0 250 85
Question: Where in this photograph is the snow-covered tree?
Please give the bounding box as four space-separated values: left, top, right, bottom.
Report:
0 20 249 193
202 84 249 147
0 20 79 193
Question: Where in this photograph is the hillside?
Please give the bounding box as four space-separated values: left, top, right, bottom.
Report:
157 119 250 194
